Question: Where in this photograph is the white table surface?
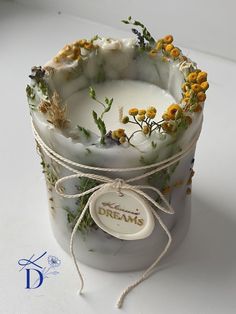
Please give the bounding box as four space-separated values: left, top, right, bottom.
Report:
0 1 236 313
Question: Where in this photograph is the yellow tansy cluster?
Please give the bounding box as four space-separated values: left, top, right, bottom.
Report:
149 34 181 59
123 106 157 136
53 39 95 63
146 106 157 119
127 106 157 120
164 104 182 120
161 103 192 134
182 70 209 112
111 128 127 144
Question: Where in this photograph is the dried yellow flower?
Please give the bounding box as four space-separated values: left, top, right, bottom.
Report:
138 109 146 115
146 110 156 119
137 114 145 121
197 91 206 102
121 116 129 124
170 48 180 58
111 130 117 139
191 83 202 93
115 128 126 138
128 108 139 116
163 35 173 44
166 104 182 120
187 72 197 83
142 125 150 135
119 136 126 144
147 106 157 113
196 71 207 84
165 44 174 52
200 81 209 91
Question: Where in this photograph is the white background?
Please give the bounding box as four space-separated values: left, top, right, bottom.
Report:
14 0 236 62
0 0 236 313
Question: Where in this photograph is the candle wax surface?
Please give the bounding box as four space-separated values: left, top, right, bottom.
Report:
66 80 176 135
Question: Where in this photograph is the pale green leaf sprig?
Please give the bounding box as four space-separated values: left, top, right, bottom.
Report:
64 177 100 233
77 125 91 139
89 86 113 145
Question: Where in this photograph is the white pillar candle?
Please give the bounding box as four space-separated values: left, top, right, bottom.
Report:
27 30 208 272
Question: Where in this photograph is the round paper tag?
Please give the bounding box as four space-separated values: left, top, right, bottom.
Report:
89 186 155 240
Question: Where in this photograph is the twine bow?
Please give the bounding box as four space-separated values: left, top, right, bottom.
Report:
32 120 201 308
55 173 174 307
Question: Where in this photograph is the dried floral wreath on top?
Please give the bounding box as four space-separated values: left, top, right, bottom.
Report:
26 17 209 146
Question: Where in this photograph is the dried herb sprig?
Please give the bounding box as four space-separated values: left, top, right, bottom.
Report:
77 125 91 138
40 159 58 187
26 84 36 110
122 16 155 51
89 86 113 145
29 66 45 83
29 66 49 97
39 91 69 129
64 177 100 232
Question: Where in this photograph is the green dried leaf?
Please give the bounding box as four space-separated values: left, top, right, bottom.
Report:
26 84 35 99
151 141 157 148
89 86 96 99
77 125 91 138
90 88 114 145
101 98 113 118
63 177 100 233
92 110 98 122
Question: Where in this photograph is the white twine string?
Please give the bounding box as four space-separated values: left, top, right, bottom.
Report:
32 120 201 308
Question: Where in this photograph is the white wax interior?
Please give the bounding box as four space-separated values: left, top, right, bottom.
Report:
66 80 176 135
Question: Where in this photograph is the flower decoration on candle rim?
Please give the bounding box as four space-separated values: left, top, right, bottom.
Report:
53 36 99 64
26 16 209 148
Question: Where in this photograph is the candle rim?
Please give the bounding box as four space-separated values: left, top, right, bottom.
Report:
27 34 208 150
